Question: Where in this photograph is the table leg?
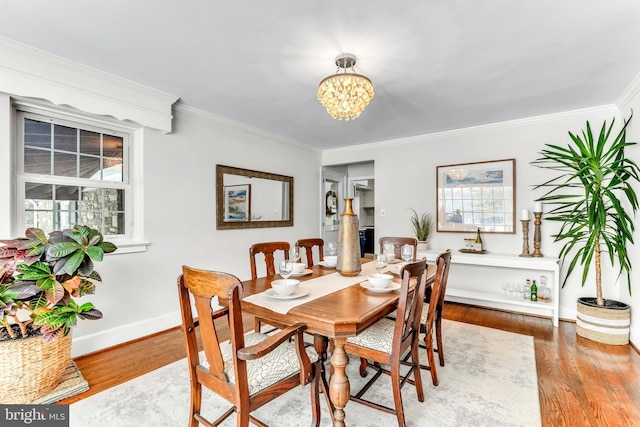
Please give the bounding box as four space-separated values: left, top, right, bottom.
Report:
329 337 350 426
313 335 335 418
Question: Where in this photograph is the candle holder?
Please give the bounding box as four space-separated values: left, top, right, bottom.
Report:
519 220 532 257
532 211 543 257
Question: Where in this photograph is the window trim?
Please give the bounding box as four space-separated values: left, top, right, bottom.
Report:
13 99 148 253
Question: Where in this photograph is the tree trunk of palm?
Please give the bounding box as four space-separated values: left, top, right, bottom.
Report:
595 243 603 306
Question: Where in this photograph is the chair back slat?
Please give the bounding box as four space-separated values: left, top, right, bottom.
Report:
180 266 246 383
295 238 325 267
250 241 290 279
393 259 428 353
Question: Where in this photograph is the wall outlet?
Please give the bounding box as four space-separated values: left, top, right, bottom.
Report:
380 208 385 217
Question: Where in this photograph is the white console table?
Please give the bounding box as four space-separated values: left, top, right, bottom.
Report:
418 249 560 327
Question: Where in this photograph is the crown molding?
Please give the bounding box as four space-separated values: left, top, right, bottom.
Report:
617 72 640 112
0 37 178 133
323 105 619 155
174 102 320 153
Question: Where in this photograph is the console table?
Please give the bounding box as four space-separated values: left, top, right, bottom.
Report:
418 249 560 327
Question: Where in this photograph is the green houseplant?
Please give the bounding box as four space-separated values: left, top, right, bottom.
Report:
531 115 639 344
409 208 434 250
0 225 117 402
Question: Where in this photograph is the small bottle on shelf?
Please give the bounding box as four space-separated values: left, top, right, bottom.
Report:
475 228 483 251
530 280 538 302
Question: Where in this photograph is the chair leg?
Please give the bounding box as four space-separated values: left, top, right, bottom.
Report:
390 360 407 427
410 340 425 402
435 312 445 366
237 404 250 427
254 317 261 333
359 357 368 377
189 382 202 427
310 364 321 427
425 329 439 386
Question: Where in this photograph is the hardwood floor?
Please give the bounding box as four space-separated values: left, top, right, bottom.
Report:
59 304 640 427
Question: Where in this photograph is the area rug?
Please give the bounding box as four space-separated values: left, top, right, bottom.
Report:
33 361 88 404
70 321 541 426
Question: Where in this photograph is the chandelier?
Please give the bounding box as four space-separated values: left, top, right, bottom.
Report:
317 53 374 120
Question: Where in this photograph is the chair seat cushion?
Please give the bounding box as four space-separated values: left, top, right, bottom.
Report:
347 318 395 354
218 332 318 396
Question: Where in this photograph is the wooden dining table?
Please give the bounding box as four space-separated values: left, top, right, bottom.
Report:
241 259 437 426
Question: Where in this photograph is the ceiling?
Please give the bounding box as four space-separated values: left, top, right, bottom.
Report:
1 1 640 150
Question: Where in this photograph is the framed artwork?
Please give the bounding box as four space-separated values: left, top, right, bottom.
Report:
224 184 251 221
436 158 515 233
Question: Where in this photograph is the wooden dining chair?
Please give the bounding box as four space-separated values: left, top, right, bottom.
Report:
378 236 417 261
249 241 290 279
295 238 324 268
178 265 321 427
250 241 290 332
412 250 451 387
421 249 452 371
344 259 428 427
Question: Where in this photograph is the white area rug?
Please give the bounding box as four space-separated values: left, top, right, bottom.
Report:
70 320 541 427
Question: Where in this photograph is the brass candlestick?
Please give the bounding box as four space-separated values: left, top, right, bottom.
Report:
532 211 543 257
519 220 532 257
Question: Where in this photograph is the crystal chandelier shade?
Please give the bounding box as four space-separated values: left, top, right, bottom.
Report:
317 54 374 121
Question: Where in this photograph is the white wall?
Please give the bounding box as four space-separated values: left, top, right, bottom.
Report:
617 75 640 346
322 104 637 333
0 99 322 357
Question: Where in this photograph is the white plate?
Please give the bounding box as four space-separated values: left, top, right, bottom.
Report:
359 281 401 293
290 269 313 277
318 261 337 268
264 287 310 300
387 258 401 264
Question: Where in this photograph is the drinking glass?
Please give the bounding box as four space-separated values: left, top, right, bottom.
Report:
374 254 388 277
279 260 293 284
401 244 413 263
327 242 337 256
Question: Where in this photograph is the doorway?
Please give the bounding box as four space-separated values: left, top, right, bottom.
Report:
321 161 375 254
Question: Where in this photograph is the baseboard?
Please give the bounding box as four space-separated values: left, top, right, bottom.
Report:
70 311 181 358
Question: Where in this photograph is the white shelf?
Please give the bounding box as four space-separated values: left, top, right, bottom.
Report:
418 249 560 326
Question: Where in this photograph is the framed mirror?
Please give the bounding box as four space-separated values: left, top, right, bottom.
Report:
216 165 294 230
436 158 515 233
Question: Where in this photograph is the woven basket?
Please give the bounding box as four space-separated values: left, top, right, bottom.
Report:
576 298 630 345
0 332 72 403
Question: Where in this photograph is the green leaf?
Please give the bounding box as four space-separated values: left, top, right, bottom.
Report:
47 241 81 259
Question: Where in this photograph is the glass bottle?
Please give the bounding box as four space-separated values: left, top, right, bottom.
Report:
530 280 538 302
475 227 483 251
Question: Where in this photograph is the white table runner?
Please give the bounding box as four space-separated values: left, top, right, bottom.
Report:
243 262 379 314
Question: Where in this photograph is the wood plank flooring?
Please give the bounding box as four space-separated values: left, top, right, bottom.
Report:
59 304 640 427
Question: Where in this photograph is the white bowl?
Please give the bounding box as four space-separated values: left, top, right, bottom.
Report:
291 262 306 274
271 279 300 296
367 274 394 289
384 253 395 262
324 256 337 266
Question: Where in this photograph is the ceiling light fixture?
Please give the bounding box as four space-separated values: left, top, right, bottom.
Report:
317 53 374 121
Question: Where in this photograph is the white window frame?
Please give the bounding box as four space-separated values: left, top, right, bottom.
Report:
13 99 148 253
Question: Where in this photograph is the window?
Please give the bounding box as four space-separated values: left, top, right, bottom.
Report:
15 107 134 240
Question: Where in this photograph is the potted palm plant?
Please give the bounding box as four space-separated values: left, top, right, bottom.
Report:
0 225 117 402
409 208 434 251
531 114 639 345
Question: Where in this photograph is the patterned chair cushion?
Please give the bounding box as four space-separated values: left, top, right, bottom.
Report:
420 303 430 325
346 318 395 354
217 332 318 396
